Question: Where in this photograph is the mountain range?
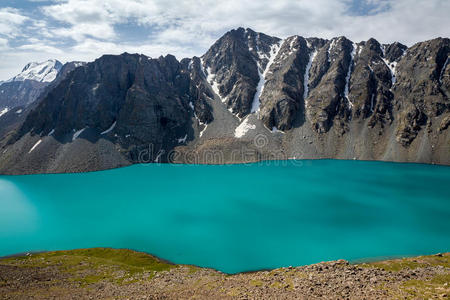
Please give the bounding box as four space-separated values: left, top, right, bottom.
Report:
0 27 448 174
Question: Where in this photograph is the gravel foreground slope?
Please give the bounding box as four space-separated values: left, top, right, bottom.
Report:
0 248 449 299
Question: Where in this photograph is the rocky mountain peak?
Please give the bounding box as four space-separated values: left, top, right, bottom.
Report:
364 38 383 55
383 42 407 62
0 59 67 113
201 28 281 118
9 59 63 83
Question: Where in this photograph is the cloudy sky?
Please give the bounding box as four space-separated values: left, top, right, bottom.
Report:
0 0 449 80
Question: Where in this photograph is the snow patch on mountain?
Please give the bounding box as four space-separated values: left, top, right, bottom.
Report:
199 58 207 78
251 40 283 113
101 121 116 135
289 36 298 53
28 139 42 154
344 43 356 108
328 38 337 62
303 49 318 104
439 57 449 83
178 134 187 143
205 66 224 102
272 127 285 134
199 124 208 137
382 58 398 86
235 117 256 138
0 107 8 117
358 44 364 56
72 128 86 141
380 44 386 56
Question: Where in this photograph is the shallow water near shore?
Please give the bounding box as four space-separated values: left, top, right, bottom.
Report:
1 160 449 273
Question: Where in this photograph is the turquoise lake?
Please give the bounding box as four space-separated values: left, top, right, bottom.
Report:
0 160 449 273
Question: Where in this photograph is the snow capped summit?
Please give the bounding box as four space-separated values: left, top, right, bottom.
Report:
8 59 63 83
0 59 66 112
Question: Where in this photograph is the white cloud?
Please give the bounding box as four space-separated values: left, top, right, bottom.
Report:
0 7 28 37
36 0 449 45
0 0 449 80
18 43 64 54
0 37 8 50
70 38 196 61
51 23 116 41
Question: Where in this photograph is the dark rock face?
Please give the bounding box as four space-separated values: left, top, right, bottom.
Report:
259 36 311 131
393 38 449 146
180 57 214 125
0 106 29 144
306 37 355 134
202 27 280 118
350 38 393 127
384 42 408 62
53 62 86 86
13 53 204 162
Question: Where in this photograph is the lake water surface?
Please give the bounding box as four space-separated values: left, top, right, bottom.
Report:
1 160 449 273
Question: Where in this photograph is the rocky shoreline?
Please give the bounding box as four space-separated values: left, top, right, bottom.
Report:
0 248 448 299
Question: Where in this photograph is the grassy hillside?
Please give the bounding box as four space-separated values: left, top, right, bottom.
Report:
1 248 449 299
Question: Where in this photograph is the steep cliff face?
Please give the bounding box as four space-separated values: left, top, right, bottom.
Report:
180 56 214 125
202 28 280 118
0 61 84 146
258 36 315 131
392 38 449 146
10 53 206 163
350 39 394 128
0 28 448 174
